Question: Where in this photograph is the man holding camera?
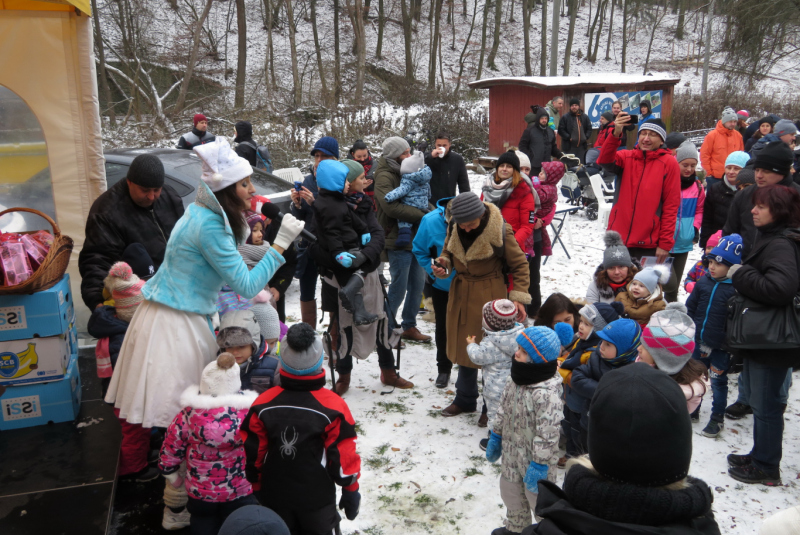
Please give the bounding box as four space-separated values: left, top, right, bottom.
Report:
597 113 681 264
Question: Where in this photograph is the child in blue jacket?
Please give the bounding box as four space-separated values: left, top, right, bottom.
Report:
384 151 431 247
685 233 742 438
218 309 281 394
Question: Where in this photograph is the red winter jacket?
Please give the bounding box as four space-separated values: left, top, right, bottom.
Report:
500 179 537 252
594 123 615 151
597 134 681 251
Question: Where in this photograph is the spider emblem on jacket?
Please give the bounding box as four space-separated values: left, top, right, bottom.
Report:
280 426 298 459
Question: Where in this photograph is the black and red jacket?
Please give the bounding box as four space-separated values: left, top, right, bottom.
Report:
240 370 360 511
597 133 681 251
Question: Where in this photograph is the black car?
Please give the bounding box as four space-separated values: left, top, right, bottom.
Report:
0 148 294 232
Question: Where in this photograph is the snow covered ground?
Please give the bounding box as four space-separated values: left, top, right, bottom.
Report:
280 170 800 534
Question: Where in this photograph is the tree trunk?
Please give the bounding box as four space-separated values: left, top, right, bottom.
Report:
604 0 615 60
284 0 302 106
563 0 577 74
476 0 491 80
455 0 480 92
487 0 503 70
675 0 685 39
413 0 422 21
585 0 591 36
364 0 371 20
376 0 385 58
621 0 628 72
310 0 329 103
401 0 415 81
347 0 367 101
540 0 548 76
523 0 532 75
701 0 713 96
91 0 116 125
234 0 247 108
550 0 560 74
334 0 342 103
174 0 214 114
588 0 606 62
264 0 277 90
429 0 443 88
643 4 663 74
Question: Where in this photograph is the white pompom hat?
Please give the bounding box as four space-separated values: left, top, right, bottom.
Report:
200 353 242 396
193 137 253 192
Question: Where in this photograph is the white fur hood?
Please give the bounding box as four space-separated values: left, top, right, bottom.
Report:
179 385 259 411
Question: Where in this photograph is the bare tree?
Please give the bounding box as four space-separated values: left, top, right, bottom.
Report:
540 0 548 75
643 2 667 73
174 0 215 114
675 0 686 39
346 0 367 100
334 0 342 103
401 0 415 81
477 0 491 80
487 0 503 69
604 0 615 60
621 0 628 72
550 0 560 74
91 0 116 125
285 0 302 106
234 0 247 108
310 0 329 103
429 0 444 87
563 0 578 74
455 0 480 91
376 0 385 58
523 0 533 75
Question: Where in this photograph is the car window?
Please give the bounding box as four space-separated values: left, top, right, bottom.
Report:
105 162 129 188
0 85 57 233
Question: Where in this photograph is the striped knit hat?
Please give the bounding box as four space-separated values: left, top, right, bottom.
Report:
516 326 560 364
104 262 145 323
641 303 696 374
482 299 517 332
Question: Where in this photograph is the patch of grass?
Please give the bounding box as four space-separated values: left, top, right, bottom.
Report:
438 428 450 434
388 481 403 491
492 463 503 475
377 494 395 506
414 494 436 507
469 455 487 465
463 493 474 501
427 410 441 418
354 422 365 436
374 443 390 455
377 401 409 414
464 467 483 477
365 456 391 469
412 391 424 398
363 527 385 535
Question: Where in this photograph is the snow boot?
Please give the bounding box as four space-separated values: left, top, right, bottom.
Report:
300 300 318 329
725 401 753 420
380 369 414 389
702 418 723 438
729 464 782 486
339 274 377 325
727 453 751 467
335 373 351 396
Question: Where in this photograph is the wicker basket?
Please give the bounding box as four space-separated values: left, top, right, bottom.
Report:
0 207 73 295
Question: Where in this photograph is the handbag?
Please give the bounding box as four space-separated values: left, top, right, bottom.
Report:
726 231 800 350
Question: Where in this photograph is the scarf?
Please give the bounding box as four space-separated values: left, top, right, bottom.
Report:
456 212 489 252
680 174 697 190
605 337 641 367
723 175 738 191
608 279 628 293
238 243 269 270
386 157 401 174
510 359 558 385
482 173 514 208
563 464 715 527
345 192 364 212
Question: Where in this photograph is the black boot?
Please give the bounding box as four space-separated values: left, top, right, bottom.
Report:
352 293 378 325
339 273 365 314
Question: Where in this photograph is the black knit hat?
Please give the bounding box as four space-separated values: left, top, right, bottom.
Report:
121 243 156 280
127 154 165 188
665 132 687 150
496 150 521 173
736 167 755 186
569 97 581 106
751 140 794 176
588 363 693 487
601 111 614 123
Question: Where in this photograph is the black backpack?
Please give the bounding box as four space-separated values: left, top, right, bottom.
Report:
241 141 273 173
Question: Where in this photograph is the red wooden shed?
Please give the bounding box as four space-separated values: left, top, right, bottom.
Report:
469 73 682 156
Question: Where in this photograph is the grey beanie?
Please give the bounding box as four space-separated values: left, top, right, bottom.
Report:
602 231 632 268
675 140 698 163
633 265 671 295
450 192 486 224
251 303 281 341
218 309 261 351
721 107 738 124
642 303 696 374
382 136 411 160
280 323 324 376
127 154 165 188
665 132 687 150
773 119 798 138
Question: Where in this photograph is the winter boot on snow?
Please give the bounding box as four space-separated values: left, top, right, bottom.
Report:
335 373 351 396
339 273 378 325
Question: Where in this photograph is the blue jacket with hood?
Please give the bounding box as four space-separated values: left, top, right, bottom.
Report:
412 197 457 292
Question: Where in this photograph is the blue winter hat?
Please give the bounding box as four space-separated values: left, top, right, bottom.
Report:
554 322 574 348
709 233 743 266
315 160 349 193
596 318 642 365
725 151 750 169
632 265 671 295
516 326 560 364
311 136 340 158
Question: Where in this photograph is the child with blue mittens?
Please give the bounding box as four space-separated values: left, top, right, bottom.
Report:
383 151 432 247
485 326 563 534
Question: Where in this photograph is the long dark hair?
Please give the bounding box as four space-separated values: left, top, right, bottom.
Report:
214 183 248 241
534 293 581 330
671 358 708 386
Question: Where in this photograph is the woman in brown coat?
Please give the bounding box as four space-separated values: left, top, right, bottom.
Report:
432 192 531 419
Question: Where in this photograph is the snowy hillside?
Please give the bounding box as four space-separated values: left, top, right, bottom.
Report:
276 170 800 535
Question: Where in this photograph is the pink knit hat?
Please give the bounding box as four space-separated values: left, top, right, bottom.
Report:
105 262 145 323
706 230 723 249
482 299 517 332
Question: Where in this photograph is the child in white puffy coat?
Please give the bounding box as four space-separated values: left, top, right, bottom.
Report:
467 299 525 451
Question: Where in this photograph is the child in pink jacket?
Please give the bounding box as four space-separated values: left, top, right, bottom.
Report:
159 353 259 534
635 303 709 414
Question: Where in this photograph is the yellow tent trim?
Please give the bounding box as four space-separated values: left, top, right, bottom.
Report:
0 0 90 15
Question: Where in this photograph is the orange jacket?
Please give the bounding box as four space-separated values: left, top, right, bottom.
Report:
700 121 744 179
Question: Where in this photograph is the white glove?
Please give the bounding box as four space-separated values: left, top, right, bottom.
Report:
272 213 305 250
727 264 743 279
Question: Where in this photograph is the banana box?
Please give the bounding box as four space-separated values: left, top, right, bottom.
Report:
0 331 71 386
0 274 73 341
0 352 81 430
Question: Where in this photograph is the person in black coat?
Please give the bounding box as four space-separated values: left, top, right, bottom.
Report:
557 99 592 164
425 132 471 205
701 178 739 248
234 120 258 167
519 107 563 176
723 141 800 255
523 364 721 535
79 155 184 310
725 184 800 486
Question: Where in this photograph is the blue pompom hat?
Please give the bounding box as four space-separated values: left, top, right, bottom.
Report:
709 233 743 266
554 322 575 348
516 326 561 364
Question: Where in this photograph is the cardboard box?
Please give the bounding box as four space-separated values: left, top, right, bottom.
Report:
0 352 81 430
0 274 73 341
0 331 71 386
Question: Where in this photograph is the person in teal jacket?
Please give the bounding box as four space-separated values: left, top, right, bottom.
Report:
105 138 305 525
412 197 457 388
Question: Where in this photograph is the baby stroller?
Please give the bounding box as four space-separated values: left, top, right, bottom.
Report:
559 148 615 220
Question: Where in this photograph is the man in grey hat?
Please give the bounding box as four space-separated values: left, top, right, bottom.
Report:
374 136 432 343
79 154 184 311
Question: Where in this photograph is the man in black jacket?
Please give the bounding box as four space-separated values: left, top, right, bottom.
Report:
233 120 258 167
425 132 470 205
558 98 593 163
519 107 562 176
176 114 215 150
79 154 184 310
